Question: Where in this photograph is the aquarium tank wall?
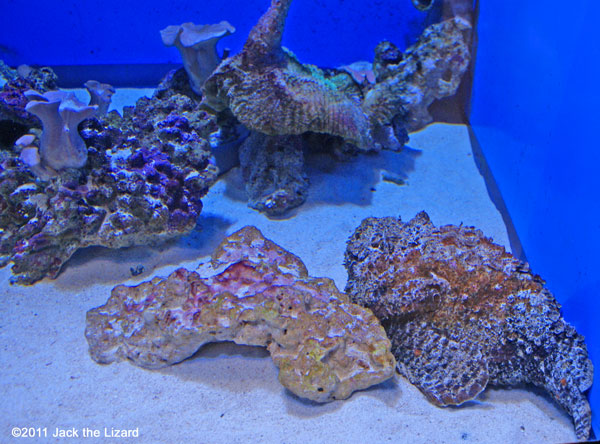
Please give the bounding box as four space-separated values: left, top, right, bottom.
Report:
470 1 599 435
0 0 597 439
0 0 438 86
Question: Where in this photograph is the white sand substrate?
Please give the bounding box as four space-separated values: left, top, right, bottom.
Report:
0 89 578 443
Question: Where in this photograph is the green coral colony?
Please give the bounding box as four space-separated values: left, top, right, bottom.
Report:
0 0 593 440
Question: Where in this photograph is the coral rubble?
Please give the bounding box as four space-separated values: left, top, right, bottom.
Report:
86 226 395 402
0 87 217 285
344 211 593 440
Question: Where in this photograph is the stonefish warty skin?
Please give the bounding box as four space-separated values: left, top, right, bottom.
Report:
344 211 593 440
86 226 395 403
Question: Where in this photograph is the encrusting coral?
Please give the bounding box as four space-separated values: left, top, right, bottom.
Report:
86 226 396 402
344 211 593 440
161 21 235 95
0 84 218 285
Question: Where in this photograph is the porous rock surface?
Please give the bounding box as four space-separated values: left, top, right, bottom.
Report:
365 17 471 132
86 226 396 403
203 0 470 152
202 0 375 150
344 211 593 440
0 90 217 284
200 0 470 215
239 132 308 216
0 65 59 132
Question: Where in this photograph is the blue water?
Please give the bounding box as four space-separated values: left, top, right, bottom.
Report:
0 0 438 85
471 2 600 435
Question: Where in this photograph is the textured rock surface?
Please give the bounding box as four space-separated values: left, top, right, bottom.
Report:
0 60 18 85
239 132 308 216
86 226 395 403
200 1 470 215
0 65 59 133
344 211 593 440
202 0 375 150
365 17 471 132
0 90 217 284
204 2 470 151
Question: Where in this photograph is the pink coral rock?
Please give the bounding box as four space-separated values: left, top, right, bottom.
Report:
86 226 395 403
344 211 593 440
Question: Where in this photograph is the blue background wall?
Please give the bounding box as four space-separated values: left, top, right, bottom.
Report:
470 1 599 435
0 0 434 85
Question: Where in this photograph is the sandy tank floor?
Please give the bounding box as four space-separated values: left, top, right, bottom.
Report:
0 89 578 443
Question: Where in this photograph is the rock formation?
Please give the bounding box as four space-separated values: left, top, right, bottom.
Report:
86 226 396 403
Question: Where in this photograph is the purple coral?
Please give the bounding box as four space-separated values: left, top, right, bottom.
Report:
0 65 59 131
0 89 218 285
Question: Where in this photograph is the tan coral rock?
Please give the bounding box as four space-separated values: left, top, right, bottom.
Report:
86 226 395 403
344 211 594 440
